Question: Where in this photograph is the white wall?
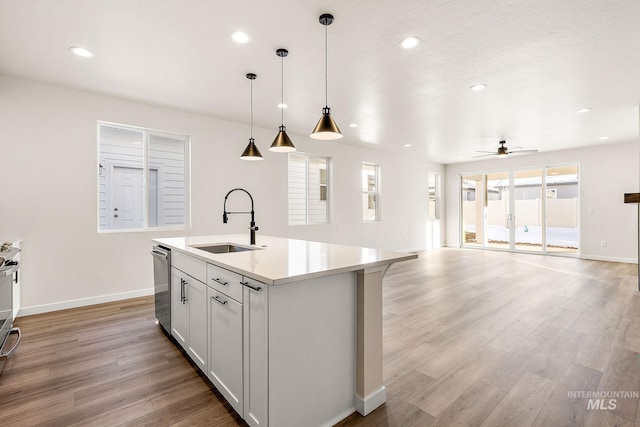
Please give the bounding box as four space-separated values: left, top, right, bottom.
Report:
445 140 639 263
0 75 443 313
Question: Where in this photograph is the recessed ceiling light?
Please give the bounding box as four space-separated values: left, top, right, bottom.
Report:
599 136 610 140
404 144 412 148
70 46 94 58
278 103 288 109
470 83 486 91
231 31 250 44
349 123 359 128
400 37 421 49
577 107 591 113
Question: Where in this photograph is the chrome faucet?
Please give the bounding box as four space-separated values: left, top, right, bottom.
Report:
223 188 258 245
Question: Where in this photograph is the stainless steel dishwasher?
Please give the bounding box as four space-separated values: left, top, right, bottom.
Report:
151 245 171 335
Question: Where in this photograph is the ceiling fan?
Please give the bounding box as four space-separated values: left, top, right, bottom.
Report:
474 140 538 158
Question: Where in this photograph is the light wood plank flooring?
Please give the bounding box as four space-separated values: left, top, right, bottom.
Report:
2 248 640 426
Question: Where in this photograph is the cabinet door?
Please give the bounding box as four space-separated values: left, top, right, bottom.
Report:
188 278 208 372
208 288 243 416
243 278 268 427
171 268 188 349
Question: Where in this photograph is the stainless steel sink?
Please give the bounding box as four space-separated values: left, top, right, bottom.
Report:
191 244 259 254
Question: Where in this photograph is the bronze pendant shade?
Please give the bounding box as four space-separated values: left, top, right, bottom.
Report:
241 137 263 160
310 13 342 140
241 73 264 161
270 48 296 152
271 125 296 152
310 106 341 140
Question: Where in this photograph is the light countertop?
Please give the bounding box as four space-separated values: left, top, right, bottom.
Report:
153 234 418 285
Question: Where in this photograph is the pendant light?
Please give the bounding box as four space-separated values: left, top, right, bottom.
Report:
310 13 343 140
240 73 264 160
270 48 296 152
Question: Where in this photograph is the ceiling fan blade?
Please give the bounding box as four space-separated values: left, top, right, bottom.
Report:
509 149 538 154
475 150 497 154
473 153 497 158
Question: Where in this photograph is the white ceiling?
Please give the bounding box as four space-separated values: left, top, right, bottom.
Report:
1 0 639 164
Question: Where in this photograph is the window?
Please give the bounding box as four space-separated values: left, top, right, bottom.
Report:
98 122 189 231
428 173 440 220
288 153 330 225
362 162 380 221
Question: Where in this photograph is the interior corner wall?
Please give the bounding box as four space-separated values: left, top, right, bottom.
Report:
0 75 443 313
444 140 639 263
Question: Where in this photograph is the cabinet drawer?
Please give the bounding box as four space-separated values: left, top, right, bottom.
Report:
173 251 207 283
207 263 243 303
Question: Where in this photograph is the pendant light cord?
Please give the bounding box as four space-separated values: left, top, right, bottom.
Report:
250 78 253 139
324 23 328 108
281 54 285 126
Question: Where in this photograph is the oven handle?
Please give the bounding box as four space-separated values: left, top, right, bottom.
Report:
0 327 21 358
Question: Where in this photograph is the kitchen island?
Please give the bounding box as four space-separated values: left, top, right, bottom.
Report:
153 234 417 427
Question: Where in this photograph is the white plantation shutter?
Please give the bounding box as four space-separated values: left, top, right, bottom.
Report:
288 153 329 224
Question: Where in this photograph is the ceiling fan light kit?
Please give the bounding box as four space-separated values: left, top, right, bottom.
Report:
497 141 508 157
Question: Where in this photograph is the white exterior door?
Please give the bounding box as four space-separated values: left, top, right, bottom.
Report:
112 166 144 229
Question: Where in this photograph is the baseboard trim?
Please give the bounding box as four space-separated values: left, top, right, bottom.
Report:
580 254 637 264
320 407 356 427
449 245 637 265
355 386 386 416
18 288 154 317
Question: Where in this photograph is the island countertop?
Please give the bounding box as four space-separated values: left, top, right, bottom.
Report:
153 234 418 285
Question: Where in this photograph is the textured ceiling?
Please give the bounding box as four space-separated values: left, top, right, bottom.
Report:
1 0 639 163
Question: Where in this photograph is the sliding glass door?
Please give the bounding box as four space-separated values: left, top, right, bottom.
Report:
486 172 510 249
513 169 544 252
461 164 579 255
546 165 579 253
461 175 483 247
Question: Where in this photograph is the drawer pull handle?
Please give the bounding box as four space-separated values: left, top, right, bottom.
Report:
241 281 261 292
212 295 227 305
212 277 228 286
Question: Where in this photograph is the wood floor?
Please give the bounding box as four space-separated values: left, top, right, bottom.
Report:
2 248 640 426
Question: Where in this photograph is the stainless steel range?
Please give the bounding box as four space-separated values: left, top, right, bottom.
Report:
0 244 21 374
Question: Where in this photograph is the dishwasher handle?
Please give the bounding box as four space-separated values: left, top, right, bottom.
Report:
151 247 170 259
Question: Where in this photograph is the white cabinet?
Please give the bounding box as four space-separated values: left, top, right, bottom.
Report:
171 266 208 372
169 251 268 426
187 278 208 371
242 277 268 427
206 262 268 426
208 287 243 415
171 267 188 348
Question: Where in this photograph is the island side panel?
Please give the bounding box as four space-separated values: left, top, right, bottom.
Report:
268 272 357 427
356 266 387 415
243 279 269 427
